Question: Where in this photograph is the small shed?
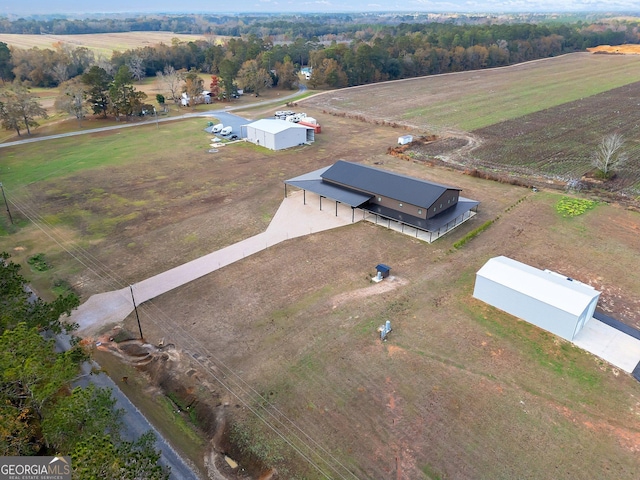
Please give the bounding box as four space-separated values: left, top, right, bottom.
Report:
244 119 315 151
376 264 391 278
473 256 600 341
398 135 413 145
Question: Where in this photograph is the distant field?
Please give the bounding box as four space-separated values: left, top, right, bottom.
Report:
588 44 640 54
0 32 221 55
304 52 640 194
304 53 640 132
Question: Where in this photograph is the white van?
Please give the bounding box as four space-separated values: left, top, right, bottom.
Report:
212 123 224 133
220 126 233 136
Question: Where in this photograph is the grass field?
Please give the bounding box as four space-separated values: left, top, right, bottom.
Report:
1 53 640 479
0 31 219 56
304 53 640 132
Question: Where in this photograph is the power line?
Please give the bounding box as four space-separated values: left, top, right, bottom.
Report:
3 186 359 479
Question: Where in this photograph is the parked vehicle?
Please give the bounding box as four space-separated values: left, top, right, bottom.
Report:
212 123 224 133
220 126 233 136
275 110 294 119
228 134 239 140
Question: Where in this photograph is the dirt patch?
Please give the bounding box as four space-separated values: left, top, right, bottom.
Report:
330 275 409 307
588 45 640 55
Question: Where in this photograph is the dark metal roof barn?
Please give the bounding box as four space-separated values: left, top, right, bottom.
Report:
285 160 479 243
321 160 459 209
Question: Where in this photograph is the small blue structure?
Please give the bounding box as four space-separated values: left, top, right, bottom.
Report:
379 320 392 341
376 264 391 279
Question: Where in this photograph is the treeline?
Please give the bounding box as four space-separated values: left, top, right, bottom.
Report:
0 252 169 478
2 19 637 91
1 12 637 38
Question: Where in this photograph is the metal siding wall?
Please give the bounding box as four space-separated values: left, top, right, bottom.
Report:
473 275 578 341
427 190 460 219
266 131 276 150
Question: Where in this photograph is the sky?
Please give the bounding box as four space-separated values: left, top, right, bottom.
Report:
2 0 639 16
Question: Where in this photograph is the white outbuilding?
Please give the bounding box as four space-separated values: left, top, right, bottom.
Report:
473 256 600 341
244 119 315 151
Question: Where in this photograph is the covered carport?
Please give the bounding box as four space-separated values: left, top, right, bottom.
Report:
285 166 372 222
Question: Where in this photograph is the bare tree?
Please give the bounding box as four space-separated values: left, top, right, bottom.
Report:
156 65 185 106
50 62 70 85
236 59 272 97
127 54 145 83
182 68 204 107
94 54 115 76
54 78 87 127
592 133 628 178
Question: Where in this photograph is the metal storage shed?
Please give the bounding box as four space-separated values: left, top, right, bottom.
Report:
473 256 600 341
376 264 391 278
244 119 314 150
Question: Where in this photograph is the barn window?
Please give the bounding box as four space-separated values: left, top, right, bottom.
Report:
378 197 382 202
433 207 436 212
418 209 422 215
399 203 403 208
440 204 443 208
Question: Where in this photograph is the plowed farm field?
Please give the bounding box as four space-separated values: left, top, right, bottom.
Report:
304 52 640 196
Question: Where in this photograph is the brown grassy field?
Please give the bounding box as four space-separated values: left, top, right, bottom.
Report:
0 31 220 55
303 53 640 132
1 53 640 479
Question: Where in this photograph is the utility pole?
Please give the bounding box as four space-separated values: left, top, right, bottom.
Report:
0 183 13 224
153 107 159 129
130 285 143 340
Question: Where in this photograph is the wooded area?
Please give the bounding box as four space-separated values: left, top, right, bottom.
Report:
1 14 638 89
0 252 169 478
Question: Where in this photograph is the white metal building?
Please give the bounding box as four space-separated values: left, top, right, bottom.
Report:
244 119 314 151
473 256 600 341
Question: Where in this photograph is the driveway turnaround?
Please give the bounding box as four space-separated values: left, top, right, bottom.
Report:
72 190 357 336
573 317 640 373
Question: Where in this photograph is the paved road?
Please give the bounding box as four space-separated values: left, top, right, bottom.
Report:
0 85 307 149
75 361 201 480
52 332 200 480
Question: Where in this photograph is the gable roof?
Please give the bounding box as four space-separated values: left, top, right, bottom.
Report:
321 160 460 209
476 256 600 317
285 166 373 207
246 118 313 135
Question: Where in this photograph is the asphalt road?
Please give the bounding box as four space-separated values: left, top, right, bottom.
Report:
76 361 201 480
55 333 201 480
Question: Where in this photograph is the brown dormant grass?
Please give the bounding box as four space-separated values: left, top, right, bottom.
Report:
0 31 224 55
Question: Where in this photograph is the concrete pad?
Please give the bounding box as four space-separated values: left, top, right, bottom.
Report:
573 318 640 373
